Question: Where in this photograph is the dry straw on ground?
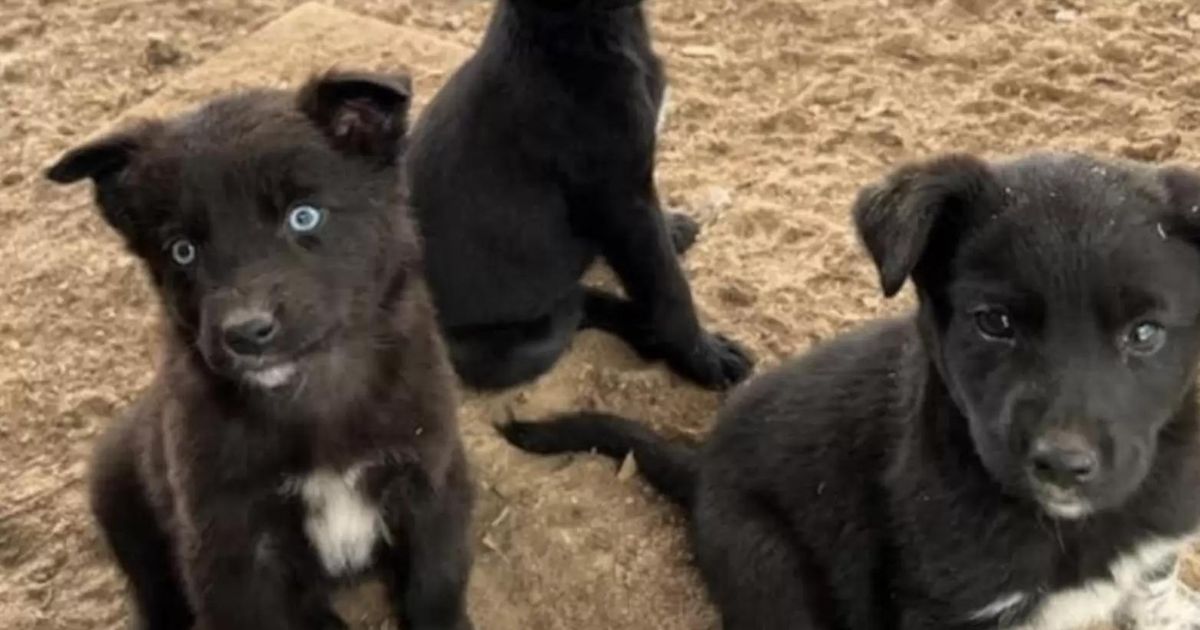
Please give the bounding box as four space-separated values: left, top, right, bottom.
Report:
3 1 1200 628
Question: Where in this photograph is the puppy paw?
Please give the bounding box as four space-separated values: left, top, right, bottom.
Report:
666 212 701 255
673 332 754 390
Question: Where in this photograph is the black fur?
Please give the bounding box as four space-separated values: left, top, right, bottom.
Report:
500 410 697 507
48 72 474 630
406 0 753 391
501 152 1200 629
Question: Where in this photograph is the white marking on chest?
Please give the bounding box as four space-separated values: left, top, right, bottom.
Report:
283 466 385 577
973 537 1188 630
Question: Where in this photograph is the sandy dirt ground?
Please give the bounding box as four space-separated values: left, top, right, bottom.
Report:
3 0 1200 628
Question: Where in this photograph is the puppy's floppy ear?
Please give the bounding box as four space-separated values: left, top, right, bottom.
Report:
298 70 413 163
1161 165 1200 215
852 154 1001 297
1159 165 1200 245
45 123 162 239
45 129 145 185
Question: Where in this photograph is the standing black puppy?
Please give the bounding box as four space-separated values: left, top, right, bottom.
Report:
47 72 474 630
502 153 1200 629
406 0 754 390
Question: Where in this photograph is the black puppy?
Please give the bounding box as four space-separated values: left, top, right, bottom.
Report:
406 0 753 391
47 72 474 630
502 153 1200 629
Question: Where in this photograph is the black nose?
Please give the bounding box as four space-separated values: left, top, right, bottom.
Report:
1029 437 1099 487
221 313 280 357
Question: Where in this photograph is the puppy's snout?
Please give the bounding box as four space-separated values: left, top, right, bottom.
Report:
1028 434 1099 488
221 310 280 357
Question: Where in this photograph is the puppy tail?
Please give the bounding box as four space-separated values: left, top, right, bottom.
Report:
497 411 698 509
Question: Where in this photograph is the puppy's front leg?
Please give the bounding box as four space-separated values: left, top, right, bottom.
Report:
581 187 753 389
181 503 339 630
693 492 832 630
89 417 194 630
373 453 474 630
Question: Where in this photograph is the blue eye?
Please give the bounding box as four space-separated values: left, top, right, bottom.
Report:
287 204 325 233
169 238 196 266
1126 321 1166 356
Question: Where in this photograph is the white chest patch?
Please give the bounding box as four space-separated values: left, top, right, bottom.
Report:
973 537 1190 630
284 466 385 577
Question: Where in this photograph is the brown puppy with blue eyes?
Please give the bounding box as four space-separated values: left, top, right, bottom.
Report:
46 72 474 630
502 153 1200 629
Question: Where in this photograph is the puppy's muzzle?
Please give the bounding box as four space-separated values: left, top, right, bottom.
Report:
1027 431 1099 489
221 309 282 358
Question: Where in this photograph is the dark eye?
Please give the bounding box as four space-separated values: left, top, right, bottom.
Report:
974 306 1015 341
1125 321 1166 356
169 238 196 266
287 204 325 233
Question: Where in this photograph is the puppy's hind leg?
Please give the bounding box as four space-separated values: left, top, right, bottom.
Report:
444 292 583 390
580 288 660 358
693 489 834 630
89 419 193 630
582 287 744 378
581 188 753 389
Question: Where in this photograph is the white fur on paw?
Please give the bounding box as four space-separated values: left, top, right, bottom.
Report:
979 537 1188 630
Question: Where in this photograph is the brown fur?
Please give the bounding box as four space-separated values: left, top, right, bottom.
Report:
47 72 474 630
